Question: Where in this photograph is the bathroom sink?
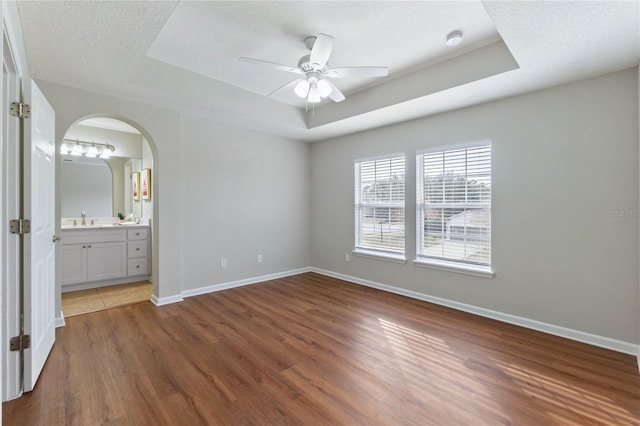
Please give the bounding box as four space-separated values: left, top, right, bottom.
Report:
61 222 143 229
61 223 114 229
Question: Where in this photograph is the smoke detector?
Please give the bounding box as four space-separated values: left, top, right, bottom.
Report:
446 31 463 47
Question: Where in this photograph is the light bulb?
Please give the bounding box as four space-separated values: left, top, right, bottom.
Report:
85 145 98 158
316 79 332 98
100 148 111 159
60 143 69 155
70 144 84 156
307 83 321 103
294 80 310 98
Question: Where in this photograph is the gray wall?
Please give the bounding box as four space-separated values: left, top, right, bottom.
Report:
38 69 639 347
179 115 311 290
39 79 311 315
310 68 639 344
38 80 182 315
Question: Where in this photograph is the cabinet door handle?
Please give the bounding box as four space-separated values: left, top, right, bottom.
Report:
136 265 140 269
82 245 86 248
136 248 140 251
88 245 92 248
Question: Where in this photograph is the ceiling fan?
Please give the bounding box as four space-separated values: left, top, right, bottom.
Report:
240 33 388 106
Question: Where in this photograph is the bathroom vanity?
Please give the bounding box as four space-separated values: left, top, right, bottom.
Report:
60 224 150 292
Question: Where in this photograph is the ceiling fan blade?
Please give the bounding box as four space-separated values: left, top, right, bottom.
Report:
268 79 303 97
327 66 389 78
309 33 334 69
325 80 345 102
239 57 303 75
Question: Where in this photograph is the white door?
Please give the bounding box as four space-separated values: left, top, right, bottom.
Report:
22 80 55 391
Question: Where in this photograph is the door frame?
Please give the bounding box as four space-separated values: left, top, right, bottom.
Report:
2 13 23 403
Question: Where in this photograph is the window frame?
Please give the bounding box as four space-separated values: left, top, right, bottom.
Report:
353 153 407 263
415 142 494 278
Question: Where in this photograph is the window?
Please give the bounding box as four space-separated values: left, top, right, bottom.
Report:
416 144 492 274
354 155 405 260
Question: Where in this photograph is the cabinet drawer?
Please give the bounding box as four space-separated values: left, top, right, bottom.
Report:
62 229 126 245
127 228 148 240
128 258 148 276
128 240 148 258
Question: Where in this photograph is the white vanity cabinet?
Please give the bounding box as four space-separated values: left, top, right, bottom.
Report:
126 228 149 276
60 226 150 292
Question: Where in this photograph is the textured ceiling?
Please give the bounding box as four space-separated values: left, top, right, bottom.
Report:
147 1 500 106
16 1 640 142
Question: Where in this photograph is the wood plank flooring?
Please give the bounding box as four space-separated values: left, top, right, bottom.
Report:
61 282 152 317
4 272 640 425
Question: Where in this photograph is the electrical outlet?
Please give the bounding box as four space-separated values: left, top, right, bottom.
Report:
345 254 350 262
257 254 263 263
220 259 227 269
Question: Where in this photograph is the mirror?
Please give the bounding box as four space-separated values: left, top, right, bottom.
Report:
60 156 113 217
123 158 142 218
61 118 145 221
60 156 142 218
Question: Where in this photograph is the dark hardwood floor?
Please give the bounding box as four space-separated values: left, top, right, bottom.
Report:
4 272 640 425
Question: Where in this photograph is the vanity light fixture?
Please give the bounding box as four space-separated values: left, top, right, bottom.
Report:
60 138 115 159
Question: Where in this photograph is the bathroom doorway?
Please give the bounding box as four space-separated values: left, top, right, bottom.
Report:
58 116 157 317
61 281 152 316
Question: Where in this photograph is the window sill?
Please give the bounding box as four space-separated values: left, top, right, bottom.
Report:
352 249 407 264
413 258 494 278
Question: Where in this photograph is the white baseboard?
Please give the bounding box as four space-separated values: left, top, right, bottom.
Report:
310 267 640 357
182 267 312 298
55 313 65 328
150 294 184 306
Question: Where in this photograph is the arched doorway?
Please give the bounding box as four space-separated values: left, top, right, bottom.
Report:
57 115 159 318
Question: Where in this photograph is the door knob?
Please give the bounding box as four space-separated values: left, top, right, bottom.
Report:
52 235 61 243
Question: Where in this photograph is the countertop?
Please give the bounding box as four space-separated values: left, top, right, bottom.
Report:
61 223 149 230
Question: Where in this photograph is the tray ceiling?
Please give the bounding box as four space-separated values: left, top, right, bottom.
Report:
16 1 640 142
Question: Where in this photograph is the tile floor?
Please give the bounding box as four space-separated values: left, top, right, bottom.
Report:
61 281 152 317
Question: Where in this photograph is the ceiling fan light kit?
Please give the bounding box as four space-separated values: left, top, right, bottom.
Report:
294 73 332 103
240 33 389 107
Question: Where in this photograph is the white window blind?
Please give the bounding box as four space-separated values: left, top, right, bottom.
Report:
355 155 405 255
416 144 491 267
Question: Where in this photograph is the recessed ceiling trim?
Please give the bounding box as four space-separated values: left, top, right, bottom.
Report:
130 57 309 137
307 40 519 129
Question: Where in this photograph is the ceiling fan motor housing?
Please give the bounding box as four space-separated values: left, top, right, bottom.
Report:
298 55 329 74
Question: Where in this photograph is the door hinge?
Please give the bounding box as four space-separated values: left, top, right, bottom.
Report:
10 101 30 119
9 335 30 351
9 219 31 235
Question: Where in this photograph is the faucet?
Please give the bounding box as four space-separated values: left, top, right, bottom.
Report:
81 211 86 226
125 212 139 224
